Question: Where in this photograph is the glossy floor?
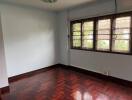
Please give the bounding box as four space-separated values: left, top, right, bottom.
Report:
2 67 132 100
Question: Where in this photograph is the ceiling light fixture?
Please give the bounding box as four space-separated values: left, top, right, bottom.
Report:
41 0 57 3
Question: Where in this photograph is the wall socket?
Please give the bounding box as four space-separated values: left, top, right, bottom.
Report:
103 71 110 76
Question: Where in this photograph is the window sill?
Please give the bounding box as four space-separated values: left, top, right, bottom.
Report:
71 48 132 55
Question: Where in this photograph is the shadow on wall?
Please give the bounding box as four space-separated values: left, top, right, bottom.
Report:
0 15 8 88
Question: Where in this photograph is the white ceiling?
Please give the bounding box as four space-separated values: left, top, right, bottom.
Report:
0 0 107 11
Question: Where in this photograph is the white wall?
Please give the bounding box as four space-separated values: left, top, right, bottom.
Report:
59 0 132 81
58 11 69 65
0 15 8 88
0 3 59 78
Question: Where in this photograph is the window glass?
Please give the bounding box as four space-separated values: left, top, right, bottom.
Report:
97 19 111 51
112 16 131 52
72 23 81 48
82 21 94 49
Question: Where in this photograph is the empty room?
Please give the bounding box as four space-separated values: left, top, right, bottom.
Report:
0 0 132 100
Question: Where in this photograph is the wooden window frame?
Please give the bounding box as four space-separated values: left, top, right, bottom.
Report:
70 11 132 55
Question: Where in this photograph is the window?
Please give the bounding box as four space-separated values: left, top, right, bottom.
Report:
72 23 81 48
71 12 132 55
112 17 131 53
82 21 94 49
97 19 111 51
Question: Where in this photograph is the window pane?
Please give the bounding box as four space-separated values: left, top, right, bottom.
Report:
112 40 130 52
97 35 110 40
97 19 110 51
73 40 81 47
83 35 93 39
73 36 81 39
115 17 131 28
98 30 110 34
113 17 131 53
82 21 94 49
83 21 93 31
83 31 93 35
98 19 111 29
83 40 93 48
114 29 130 34
73 32 81 35
73 23 81 31
97 40 110 50
113 34 130 39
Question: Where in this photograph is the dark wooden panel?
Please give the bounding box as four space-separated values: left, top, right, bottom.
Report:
0 89 1 100
0 86 10 94
8 64 60 83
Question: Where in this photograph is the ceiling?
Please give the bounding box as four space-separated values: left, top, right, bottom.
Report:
0 0 107 11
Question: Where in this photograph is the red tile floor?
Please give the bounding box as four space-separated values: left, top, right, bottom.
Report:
1 67 132 100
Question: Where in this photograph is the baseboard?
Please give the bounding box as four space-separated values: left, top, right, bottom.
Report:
0 86 10 94
58 64 132 88
8 64 60 83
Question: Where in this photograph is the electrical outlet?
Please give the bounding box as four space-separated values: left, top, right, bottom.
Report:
103 71 109 76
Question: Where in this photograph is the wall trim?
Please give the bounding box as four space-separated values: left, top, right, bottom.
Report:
58 64 132 88
8 64 60 83
0 86 10 94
